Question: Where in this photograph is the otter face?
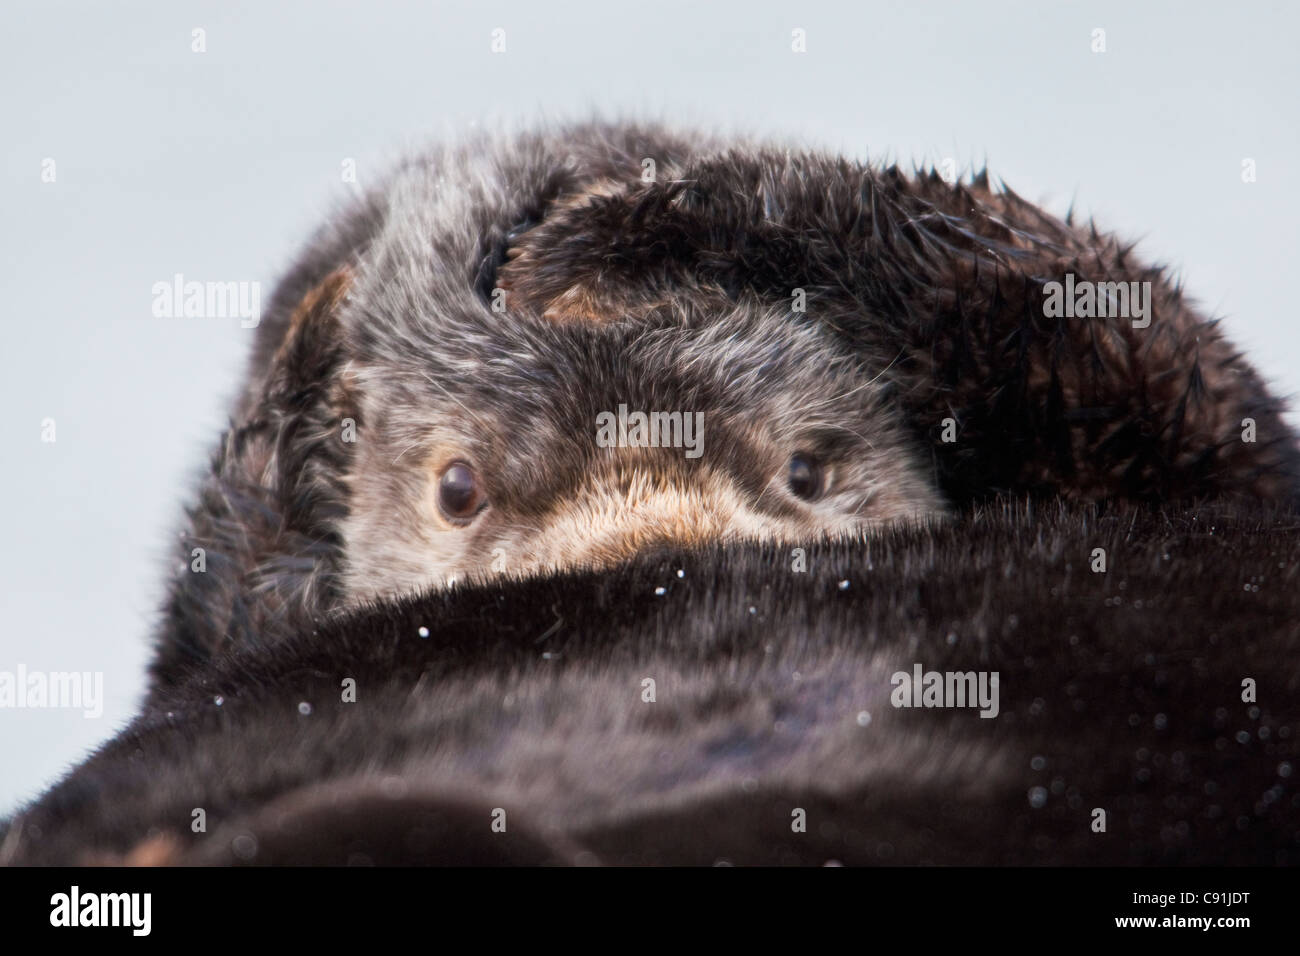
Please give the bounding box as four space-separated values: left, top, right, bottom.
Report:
336 287 943 603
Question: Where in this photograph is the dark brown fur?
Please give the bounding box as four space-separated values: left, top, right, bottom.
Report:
4 499 1297 865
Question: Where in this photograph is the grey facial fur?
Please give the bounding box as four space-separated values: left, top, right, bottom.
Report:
339 283 942 599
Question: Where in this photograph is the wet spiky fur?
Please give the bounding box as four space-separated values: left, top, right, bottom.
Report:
5 499 1297 866
149 122 1300 699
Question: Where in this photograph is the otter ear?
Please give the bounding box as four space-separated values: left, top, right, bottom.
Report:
149 268 358 696
265 267 354 399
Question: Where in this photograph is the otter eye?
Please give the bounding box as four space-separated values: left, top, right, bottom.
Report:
438 461 486 522
787 452 824 502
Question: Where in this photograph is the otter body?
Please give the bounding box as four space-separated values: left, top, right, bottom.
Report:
5 500 1297 865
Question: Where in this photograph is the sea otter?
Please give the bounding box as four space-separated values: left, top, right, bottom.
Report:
148 122 1299 699
5 123 1298 867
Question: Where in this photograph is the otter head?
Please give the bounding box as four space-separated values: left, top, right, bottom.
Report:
320 177 943 603
335 288 941 602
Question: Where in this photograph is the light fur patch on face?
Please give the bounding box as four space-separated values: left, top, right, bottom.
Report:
517 468 794 574
341 444 943 607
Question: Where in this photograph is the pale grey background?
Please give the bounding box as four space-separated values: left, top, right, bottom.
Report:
2 0 1297 815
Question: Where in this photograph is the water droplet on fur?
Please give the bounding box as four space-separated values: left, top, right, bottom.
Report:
676 569 685 578
417 626 430 638
1028 787 1048 809
1031 755 1046 771
856 711 872 727
838 580 850 591
231 833 258 861
298 701 312 716
1279 762 1293 778
654 587 666 596
213 696 224 707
